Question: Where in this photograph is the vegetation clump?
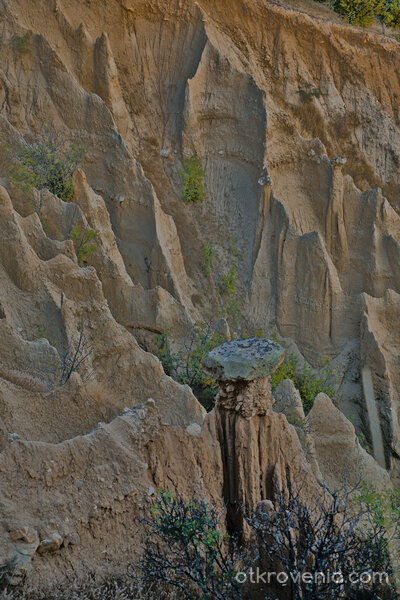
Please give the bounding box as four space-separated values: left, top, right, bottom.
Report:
8 137 86 213
315 0 400 30
179 153 205 203
297 85 323 103
69 225 98 265
202 243 216 278
13 33 30 54
138 484 400 600
220 267 237 296
333 0 384 26
139 490 243 600
154 324 224 411
384 0 400 27
271 350 338 414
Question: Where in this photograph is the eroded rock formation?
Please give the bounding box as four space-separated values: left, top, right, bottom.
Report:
204 338 319 534
0 0 399 587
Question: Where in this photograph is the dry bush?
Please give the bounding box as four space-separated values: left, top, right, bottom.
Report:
85 380 108 407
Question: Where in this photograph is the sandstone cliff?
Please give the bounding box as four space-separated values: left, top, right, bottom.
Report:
0 0 399 588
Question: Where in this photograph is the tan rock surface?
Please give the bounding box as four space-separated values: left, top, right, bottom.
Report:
307 393 390 491
0 403 223 585
0 0 399 586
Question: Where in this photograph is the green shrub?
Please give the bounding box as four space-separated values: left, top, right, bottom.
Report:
355 484 400 575
179 153 205 203
141 486 398 600
152 330 179 377
358 431 372 454
220 267 237 296
297 86 323 104
296 359 337 414
333 0 385 26
13 33 30 54
69 225 98 265
271 352 298 390
202 243 215 278
271 351 337 414
8 138 86 212
141 490 243 599
154 324 224 411
385 0 400 27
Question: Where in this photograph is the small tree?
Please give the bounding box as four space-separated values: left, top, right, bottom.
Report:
179 153 205 203
154 324 224 411
138 491 244 600
220 267 237 297
69 225 98 265
13 33 31 54
8 136 86 213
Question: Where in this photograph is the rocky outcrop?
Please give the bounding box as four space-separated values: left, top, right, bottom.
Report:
0 402 223 586
0 0 399 470
0 0 399 587
205 339 320 534
0 183 205 440
273 381 390 491
307 393 390 491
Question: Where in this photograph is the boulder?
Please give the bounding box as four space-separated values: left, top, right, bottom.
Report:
203 337 285 382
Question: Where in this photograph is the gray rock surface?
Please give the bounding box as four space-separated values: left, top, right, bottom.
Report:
204 338 285 382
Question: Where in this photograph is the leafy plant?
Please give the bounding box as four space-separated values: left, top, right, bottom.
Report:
296 358 337 414
154 324 224 411
69 225 98 265
297 86 323 103
13 33 30 54
8 137 86 212
385 0 400 27
358 431 372 454
202 243 215 278
139 490 244 600
333 0 385 26
153 330 180 377
355 483 400 580
139 485 399 600
271 348 337 414
271 352 298 392
179 153 205 203
220 267 237 296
